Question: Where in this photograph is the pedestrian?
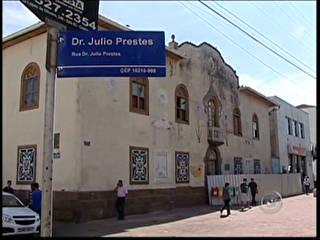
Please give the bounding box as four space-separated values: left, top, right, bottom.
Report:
114 179 128 220
248 178 258 206
303 176 310 195
29 182 42 216
220 182 231 216
239 178 251 211
3 180 14 194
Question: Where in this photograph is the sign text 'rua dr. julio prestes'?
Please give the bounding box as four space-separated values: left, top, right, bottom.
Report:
57 31 166 77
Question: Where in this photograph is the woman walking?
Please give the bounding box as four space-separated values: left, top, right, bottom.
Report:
114 179 128 220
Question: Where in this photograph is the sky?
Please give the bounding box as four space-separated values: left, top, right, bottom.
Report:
2 1 317 106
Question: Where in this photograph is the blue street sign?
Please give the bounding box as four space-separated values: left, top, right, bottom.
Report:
57 31 166 77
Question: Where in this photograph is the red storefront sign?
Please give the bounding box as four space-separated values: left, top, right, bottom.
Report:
289 145 306 156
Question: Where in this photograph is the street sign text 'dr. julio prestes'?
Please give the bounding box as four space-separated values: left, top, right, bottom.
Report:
57 31 166 77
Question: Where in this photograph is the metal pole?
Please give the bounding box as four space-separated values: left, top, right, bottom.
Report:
41 25 58 237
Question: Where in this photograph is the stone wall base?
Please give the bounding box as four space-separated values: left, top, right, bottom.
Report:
15 187 207 222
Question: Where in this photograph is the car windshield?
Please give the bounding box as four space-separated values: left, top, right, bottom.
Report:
2 195 24 207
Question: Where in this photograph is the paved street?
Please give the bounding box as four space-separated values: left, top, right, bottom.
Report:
53 194 316 237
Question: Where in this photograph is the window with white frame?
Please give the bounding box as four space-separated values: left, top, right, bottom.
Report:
252 114 259 139
294 121 299 137
300 123 305 139
287 117 292 135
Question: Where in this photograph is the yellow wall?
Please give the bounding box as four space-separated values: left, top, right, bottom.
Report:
2 33 81 191
227 91 272 173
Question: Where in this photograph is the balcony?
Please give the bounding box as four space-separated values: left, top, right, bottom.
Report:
208 126 224 146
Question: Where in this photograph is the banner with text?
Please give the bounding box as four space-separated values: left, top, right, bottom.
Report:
57 31 166 77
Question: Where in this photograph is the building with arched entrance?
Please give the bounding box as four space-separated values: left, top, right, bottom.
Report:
3 15 278 222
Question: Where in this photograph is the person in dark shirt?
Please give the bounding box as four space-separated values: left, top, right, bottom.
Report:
3 180 14 194
220 182 231 216
303 176 311 195
239 178 251 211
248 178 258 206
29 182 42 216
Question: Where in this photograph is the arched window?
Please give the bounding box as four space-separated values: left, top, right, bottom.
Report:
205 147 221 175
175 84 189 124
20 62 40 111
233 107 242 136
207 148 217 175
130 77 149 115
208 98 220 128
252 113 259 139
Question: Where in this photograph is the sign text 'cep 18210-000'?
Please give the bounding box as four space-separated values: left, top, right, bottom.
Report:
57 31 166 78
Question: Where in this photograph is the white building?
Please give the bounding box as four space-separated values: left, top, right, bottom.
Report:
269 96 314 188
296 104 317 183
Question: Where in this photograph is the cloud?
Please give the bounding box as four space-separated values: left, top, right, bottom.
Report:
2 2 39 37
239 72 316 106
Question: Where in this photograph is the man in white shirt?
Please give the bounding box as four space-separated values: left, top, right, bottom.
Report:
114 179 128 220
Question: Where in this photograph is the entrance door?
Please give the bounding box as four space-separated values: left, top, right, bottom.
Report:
205 147 221 175
204 146 221 205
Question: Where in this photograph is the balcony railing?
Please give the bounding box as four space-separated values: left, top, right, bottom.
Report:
208 126 224 146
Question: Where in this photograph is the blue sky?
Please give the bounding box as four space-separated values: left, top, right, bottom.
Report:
2 1 316 106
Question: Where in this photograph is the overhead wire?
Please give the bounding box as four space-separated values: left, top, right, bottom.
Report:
178 1 308 91
210 1 315 75
198 0 316 80
273 1 315 42
250 2 316 58
289 1 316 29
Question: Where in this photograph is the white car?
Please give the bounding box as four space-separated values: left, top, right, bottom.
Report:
2 191 40 236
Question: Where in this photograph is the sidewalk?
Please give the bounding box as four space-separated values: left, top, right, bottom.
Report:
53 194 316 237
53 205 217 237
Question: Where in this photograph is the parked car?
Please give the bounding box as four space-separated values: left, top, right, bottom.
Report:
2 192 40 236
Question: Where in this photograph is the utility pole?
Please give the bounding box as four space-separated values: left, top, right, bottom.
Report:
19 0 99 236
41 25 58 237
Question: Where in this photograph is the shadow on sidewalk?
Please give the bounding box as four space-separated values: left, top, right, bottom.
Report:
53 203 267 237
53 205 221 237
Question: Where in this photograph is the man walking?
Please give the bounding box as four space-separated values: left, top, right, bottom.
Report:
3 180 14 194
239 178 251 211
220 182 231 216
29 182 42 216
248 178 258 206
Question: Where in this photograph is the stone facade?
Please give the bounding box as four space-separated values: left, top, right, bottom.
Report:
15 187 206 222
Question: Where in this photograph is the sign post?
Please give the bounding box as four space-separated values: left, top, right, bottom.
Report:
41 24 58 237
19 0 100 237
